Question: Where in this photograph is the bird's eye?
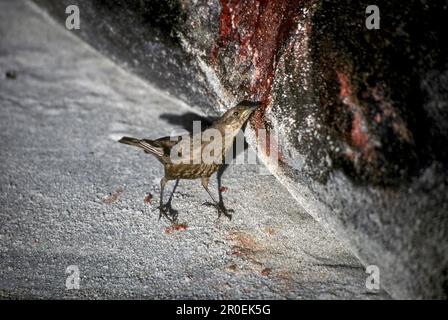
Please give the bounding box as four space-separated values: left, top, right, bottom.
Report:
233 111 239 116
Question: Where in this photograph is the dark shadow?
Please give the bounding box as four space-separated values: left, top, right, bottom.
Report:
159 112 217 133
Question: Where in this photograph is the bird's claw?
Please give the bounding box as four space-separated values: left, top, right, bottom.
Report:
158 203 178 223
218 206 233 220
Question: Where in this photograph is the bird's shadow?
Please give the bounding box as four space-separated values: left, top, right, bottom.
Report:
159 112 217 133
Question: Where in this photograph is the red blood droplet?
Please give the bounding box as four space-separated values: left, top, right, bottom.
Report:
144 193 153 204
261 268 272 276
174 223 188 231
164 223 188 234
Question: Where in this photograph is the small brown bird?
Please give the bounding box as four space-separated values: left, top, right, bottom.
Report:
119 101 260 221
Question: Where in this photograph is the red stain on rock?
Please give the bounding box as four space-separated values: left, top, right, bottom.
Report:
213 0 304 104
336 70 413 166
219 186 228 193
351 111 370 150
226 231 261 259
336 71 374 160
212 0 305 164
336 71 352 99
211 0 232 62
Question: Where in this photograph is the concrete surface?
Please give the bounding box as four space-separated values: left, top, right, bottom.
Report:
0 0 390 299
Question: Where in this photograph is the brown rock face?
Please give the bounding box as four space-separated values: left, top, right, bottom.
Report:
196 0 447 187
311 1 447 186
208 0 309 164
34 0 448 298
211 0 305 104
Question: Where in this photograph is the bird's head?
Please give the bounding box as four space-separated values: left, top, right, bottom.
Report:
215 101 262 132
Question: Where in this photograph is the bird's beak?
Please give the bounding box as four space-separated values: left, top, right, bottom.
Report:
242 105 260 120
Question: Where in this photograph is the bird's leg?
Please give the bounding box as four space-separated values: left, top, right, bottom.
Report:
217 164 228 208
166 179 179 207
158 178 179 223
201 177 233 220
158 177 167 220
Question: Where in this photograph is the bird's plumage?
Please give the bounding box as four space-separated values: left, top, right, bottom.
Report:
118 101 261 220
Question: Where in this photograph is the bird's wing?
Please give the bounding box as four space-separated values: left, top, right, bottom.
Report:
142 135 189 159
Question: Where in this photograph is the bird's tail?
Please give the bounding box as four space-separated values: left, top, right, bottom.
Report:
118 136 164 157
118 136 142 147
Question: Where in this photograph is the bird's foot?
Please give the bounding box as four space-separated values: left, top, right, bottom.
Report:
158 203 179 223
219 207 233 220
202 202 233 220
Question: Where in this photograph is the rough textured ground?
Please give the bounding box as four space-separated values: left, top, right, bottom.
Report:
0 0 389 299
30 0 448 299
